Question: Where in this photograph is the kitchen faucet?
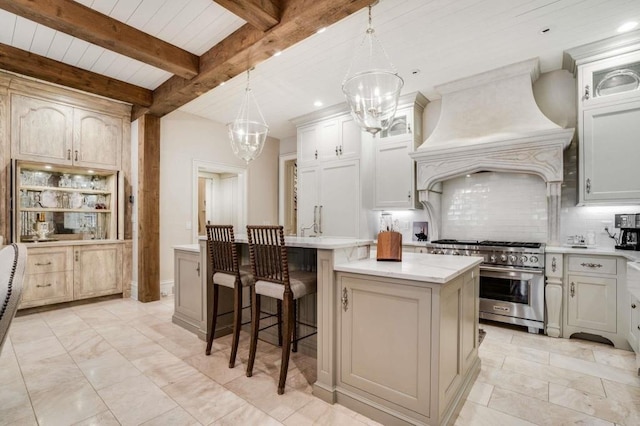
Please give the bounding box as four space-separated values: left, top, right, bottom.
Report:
300 205 322 237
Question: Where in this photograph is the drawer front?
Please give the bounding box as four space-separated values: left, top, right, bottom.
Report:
568 256 617 275
27 248 72 273
20 272 73 308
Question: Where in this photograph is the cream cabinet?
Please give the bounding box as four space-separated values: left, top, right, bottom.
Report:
563 255 629 348
172 247 207 338
336 268 479 424
373 92 427 209
570 46 640 204
20 246 74 308
297 160 360 238
628 295 639 352
11 93 123 171
73 244 123 300
296 113 361 166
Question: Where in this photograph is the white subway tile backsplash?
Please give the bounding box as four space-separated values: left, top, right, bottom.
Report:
440 172 548 242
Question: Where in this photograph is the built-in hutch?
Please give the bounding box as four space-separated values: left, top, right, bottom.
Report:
564 32 640 205
0 71 132 309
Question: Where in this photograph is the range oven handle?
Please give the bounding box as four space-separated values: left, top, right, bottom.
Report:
480 266 544 275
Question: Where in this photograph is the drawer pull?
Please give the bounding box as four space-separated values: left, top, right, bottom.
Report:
196 262 200 277
552 257 557 273
35 261 52 266
570 282 575 298
580 262 602 269
342 287 349 312
36 283 52 288
632 304 637 309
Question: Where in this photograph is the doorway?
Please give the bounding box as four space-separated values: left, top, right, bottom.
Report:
279 154 297 236
192 160 247 243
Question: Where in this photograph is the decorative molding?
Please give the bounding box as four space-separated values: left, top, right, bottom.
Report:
562 29 640 76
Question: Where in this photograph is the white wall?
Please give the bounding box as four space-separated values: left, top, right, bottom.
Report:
156 110 279 285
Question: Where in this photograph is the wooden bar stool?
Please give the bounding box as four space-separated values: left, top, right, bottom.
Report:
245 225 317 395
205 225 254 368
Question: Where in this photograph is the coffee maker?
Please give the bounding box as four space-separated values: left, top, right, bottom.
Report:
615 214 640 251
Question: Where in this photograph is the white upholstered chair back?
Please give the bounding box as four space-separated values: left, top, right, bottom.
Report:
0 243 27 353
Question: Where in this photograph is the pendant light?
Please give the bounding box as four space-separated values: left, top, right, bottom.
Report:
342 3 404 135
228 68 269 163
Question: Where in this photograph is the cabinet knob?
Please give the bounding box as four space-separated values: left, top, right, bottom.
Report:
586 178 591 194
339 146 342 155
67 149 71 160
570 282 575 298
75 251 79 261
632 304 637 309
314 150 318 160
335 146 339 156
584 85 590 100
196 262 200 277
341 287 349 312
407 191 411 199
74 150 79 161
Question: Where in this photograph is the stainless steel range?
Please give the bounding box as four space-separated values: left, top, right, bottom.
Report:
425 239 545 334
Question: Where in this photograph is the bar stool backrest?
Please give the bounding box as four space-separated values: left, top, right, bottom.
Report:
246 226 290 294
206 225 240 278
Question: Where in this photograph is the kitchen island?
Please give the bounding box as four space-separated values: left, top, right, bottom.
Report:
323 253 482 426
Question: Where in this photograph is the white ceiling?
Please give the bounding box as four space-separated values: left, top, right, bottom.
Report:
2 0 640 140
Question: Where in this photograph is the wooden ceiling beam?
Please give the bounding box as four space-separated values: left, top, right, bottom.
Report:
0 0 199 79
0 43 153 107
214 0 281 31
133 0 373 120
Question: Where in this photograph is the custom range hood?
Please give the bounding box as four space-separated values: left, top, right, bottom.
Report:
410 58 574 245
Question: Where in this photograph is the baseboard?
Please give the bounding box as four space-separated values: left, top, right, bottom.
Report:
130 280 173 301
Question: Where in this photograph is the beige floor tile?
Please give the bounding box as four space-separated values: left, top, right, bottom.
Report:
550 353 640 388
477 346 505 368
59 329 114 363
602 379 640 403
96 324 154 349
116 340 166 362
466 380 494 406
30 378 108 426
8 315 53 344
185 350 248 385
71 410 121 426
163 372 246 424
282 399 368 426
488 387 614 425
455 400 536 426
0 378 37 426
480 324 516 343
77 348 143 389
480 338 550 365
42 312 92 337
478 364 549 400
549 382 640 425
157 335 207 359
131 347 182 372
12 335 67 365
98 374 177 426
224 371 315 421
510 333 596 361
0 345 23 385
212 403 283 425
20 352 85 394
502 355 606 397
141 406 202 426
593 348 639 372
143 358 200 388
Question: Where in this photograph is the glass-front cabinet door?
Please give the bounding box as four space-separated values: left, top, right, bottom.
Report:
379 107 412 140
15 161 116 243
581 50 640 107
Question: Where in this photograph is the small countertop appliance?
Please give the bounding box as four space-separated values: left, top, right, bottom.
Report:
615 213 640 251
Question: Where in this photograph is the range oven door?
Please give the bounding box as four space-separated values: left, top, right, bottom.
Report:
479 266 545 326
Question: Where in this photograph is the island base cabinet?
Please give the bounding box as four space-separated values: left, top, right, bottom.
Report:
173 248 207 339
339 276 432 417
73 244 123 300
336 269 480 425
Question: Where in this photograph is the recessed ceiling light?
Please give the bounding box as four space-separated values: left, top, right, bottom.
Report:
87 170 95 174
317 27 327 34
273 51 282 57
314 101 323 107
44 165 52 169
219 82 226 86
617 21 638 33
410 69 421 75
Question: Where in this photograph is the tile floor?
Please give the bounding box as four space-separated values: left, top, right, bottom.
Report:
0 295 638 425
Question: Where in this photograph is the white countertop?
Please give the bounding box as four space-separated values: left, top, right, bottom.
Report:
546 245 640 262
334 252 483 284
199 235 372 249
173 244 200 253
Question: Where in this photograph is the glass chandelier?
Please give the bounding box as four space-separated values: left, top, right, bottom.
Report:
228 68 268 163
342 3 404 135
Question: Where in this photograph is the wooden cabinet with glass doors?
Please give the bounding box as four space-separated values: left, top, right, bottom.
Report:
14 161 117 243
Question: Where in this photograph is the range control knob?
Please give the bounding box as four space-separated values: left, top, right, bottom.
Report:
509 255 518 263
452 251 460 256
500 254 507 262
490 255 497 263
530 255 539 263
520 255 528 263
430 249 437 254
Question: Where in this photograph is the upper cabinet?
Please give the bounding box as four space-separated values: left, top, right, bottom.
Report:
296 111 362 167
565 36 640 205
11 93 123 171
373 92 428 210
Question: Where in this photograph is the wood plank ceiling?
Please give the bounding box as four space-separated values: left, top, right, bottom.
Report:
0 0 374 121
